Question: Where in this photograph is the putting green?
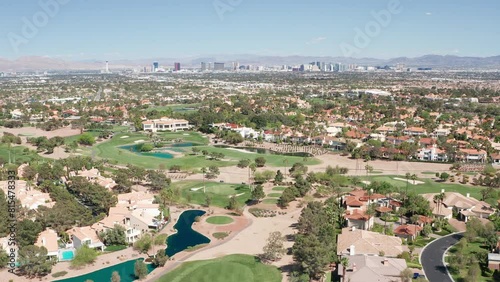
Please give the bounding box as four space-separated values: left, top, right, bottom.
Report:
206 216 234 225
157 254 281 282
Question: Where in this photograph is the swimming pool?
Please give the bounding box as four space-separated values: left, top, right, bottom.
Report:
60 250 74 261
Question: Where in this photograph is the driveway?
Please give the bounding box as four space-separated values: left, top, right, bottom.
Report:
420 232 464 282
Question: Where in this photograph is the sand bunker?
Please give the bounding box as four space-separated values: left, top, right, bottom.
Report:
227 148 253 154
393 177 424 185
190 187 204 191
229 193 246 198
134 139 145 143
120 136 129 139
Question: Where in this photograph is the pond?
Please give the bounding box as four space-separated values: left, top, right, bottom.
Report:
120 142 195 159
214 145 313 157
165 210 211 257
53 258 155 282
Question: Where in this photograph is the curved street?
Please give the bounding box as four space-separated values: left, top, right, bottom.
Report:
420 232 464 282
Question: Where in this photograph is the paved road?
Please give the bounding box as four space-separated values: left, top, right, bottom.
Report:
421 232 463 282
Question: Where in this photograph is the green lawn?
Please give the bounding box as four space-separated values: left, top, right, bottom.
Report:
272 186 287 191
89 132 320 170
447 240 495 282
192 145 321 167
157 254 281 282
267 193 282 198
0 144 42 164
364 175 484 200
103 245 127 252
206 216 234 225
172 180 251 208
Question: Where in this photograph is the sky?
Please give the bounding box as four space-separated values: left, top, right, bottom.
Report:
0 0 499 60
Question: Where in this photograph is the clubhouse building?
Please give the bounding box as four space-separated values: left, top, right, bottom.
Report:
142 117 190 132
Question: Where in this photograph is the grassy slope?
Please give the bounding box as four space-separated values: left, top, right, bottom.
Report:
157 254 281 282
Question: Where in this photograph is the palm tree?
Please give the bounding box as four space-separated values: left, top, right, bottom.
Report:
365 164 373 188
410 174 418 193
404 173 411 202
433 192 445 217
340 257 349 282
283 158 288 178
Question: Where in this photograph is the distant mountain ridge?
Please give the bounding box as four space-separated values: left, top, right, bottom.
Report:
1 54 500 72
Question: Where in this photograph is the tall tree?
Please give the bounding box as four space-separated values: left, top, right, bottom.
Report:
262 231 286 262
18 245 54 278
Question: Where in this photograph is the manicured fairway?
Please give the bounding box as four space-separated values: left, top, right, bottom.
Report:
172 180 251 208
267 193 282 198
157 254 281 282
364 175 484 200
206 216 234 225
91 132 320 170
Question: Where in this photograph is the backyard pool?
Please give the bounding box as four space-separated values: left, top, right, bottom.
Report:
60 250 74 261
165 210 211 257
53 258 155 282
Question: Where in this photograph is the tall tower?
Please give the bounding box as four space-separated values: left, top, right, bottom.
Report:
174 62 181 71
105 61 109 73
153 62 159 72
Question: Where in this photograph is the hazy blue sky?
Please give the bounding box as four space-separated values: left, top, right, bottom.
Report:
0 0 499 60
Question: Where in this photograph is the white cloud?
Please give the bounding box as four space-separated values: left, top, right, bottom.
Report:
425 12 432 16
306 37 327 45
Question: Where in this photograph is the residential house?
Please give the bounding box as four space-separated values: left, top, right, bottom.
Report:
66 168 117 190
0 180 55 210
344 209 374 231
67 226 104 250
142 117 190 132
10 109 24 119
35 228 59 259
337 255 407 282
343 189 386 212
393 224 422 240
488 253 500 271
416 145 448 162
403 127 427 136
422 192 495 221
491 153 500 166
457 148 487 163
337 227 407 257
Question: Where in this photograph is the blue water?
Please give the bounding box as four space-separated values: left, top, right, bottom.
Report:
165 210 211 257
53 258 155 282
61 250 74 261
120 142 196 159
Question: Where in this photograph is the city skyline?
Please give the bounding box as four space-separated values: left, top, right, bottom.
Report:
1 0 499 60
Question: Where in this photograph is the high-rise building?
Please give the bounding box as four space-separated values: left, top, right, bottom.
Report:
232 62 239 71
105 61 109 73
153 62 159 72
214 62 225 71
201 62 207 71
174 62 181 71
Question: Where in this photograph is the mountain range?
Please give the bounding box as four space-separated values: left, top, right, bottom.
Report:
1 54 500 72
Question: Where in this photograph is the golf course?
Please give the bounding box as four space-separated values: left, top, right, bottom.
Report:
156 254 281 282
